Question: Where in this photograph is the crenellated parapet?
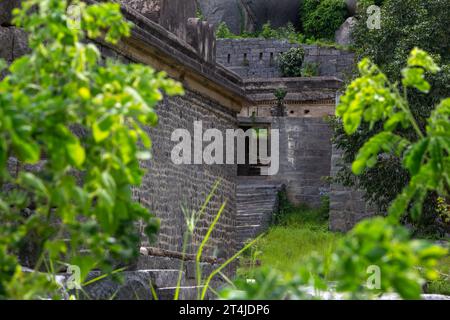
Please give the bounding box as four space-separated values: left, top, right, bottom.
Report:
186 18 216 63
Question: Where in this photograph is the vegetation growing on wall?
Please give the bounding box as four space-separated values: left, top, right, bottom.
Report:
0 0 183 299
300 0 348 41
278 47 306 77
216 21 348 50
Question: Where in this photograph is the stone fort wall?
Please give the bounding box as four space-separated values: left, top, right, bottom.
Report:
216 39 355 80
0 0 372 270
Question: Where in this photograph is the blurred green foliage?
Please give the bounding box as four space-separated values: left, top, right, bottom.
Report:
0 0 183 299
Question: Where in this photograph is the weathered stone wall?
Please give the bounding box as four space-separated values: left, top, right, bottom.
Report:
216 39 355 80
96 29 241 259
238 77 342 208
274 117 333 207
121 0 217 64
328 145 377 232
239 116 333 208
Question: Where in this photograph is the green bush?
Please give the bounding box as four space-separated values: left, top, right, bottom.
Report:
301 62 320 76
301 0 348 40
215 22 236 39
278 47 306 77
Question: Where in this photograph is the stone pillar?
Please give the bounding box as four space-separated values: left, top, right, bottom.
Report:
120 0 162 22
329 145 377 232
159 0 197 40
186 18 216 64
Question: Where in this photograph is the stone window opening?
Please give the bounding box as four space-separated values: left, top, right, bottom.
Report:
227 54 231 64
243 53 249 66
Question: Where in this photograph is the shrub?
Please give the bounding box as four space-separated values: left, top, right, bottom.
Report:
260 22 278 39
215 22 236 39
301 0 348 40
278 47 306 77
301 62 320 77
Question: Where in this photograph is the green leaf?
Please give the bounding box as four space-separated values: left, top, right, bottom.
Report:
18 172 48 198
144 217 160 244
352 132 405 175
11 134 40 164
392 277 422 300
407 48 440 73
71 256 98 284
66 140 86 167
402 67 431 93
92 116 114 143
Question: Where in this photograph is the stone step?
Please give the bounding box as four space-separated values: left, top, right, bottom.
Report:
79 270 185 300
235 182 284 248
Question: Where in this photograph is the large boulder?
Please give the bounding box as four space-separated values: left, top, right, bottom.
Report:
335 17 356 46
243 0 301 30
197 0 248 34
346 0 358 16
198 0 301 34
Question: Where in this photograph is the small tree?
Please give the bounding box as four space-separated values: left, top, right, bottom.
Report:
216 22 236 39
278 47 306 77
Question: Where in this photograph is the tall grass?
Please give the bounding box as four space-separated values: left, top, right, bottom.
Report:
427 256 450 295
238 204 341 278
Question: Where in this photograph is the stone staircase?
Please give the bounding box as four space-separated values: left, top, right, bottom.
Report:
236 179 284 247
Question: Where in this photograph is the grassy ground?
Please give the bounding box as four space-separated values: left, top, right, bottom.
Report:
427 256 450 295
237 202 450 296
237 204 341 279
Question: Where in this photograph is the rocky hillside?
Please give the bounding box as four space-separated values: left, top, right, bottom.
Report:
197 0 301 34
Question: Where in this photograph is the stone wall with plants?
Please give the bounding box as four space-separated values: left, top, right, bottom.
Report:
216 39 355 79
